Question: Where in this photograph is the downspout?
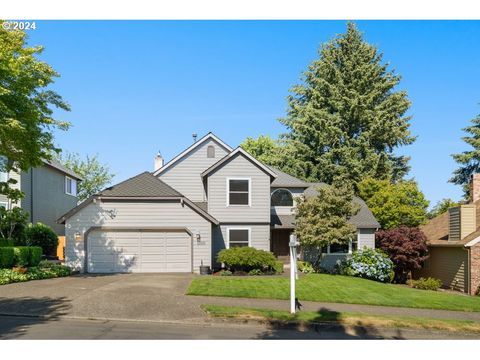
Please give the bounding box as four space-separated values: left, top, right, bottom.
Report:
467 246 471 295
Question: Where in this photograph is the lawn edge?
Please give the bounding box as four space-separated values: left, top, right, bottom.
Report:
201 304 480 334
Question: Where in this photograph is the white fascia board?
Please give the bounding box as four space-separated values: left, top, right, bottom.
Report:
465 236 480 248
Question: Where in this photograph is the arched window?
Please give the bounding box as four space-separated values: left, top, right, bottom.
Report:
271 189 293 207
207 145 215 158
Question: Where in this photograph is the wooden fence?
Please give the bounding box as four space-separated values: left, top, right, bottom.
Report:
57 236 65 261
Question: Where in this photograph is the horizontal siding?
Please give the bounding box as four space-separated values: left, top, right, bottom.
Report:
65 200 212 273
212 224 270 267
358 228 376 249
159 139 230 202
208 155 271 222
414 247 468 293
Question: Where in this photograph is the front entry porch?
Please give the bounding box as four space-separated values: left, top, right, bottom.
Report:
271 229 293 263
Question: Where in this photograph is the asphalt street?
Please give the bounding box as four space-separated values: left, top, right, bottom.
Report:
1 315 479 340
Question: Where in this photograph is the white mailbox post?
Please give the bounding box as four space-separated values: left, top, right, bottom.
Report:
289 233 300 314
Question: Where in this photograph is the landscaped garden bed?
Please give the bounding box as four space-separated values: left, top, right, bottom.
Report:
0 261 72 285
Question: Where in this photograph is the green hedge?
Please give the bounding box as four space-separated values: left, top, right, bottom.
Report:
217 247 278 273
24 223 58 256
13 247 31 267
0 247 14 268
29 247 42 267
0 238 14 247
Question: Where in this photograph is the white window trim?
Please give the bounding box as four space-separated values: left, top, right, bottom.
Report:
0 201 8 209
270 188 294 208
226 227 251 249
324 235 359 255
226 177 251 207
65 176 77 197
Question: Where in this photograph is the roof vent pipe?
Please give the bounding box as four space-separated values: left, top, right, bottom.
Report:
154 151 164 171
192 133 198 143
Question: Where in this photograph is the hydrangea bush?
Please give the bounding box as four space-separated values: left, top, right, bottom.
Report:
340 248 394 283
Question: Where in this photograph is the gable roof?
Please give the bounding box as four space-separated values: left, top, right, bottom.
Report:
153 132 233 176
57 171 219 225
98 172 182 198
201 147 278 179
421 200 480 247
270 168 309 188
304 183 380 229
43 159 83 181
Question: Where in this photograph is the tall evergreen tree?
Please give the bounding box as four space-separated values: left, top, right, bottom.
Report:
279 23 414 187
450 113 480 199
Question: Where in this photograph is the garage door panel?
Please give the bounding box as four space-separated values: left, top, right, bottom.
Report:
88 230 191 273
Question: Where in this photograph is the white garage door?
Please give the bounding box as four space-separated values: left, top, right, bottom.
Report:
87 230 192 273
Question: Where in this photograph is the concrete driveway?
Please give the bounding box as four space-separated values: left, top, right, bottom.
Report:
0 274 208 322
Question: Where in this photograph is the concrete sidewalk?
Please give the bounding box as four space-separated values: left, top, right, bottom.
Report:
193 296 480 322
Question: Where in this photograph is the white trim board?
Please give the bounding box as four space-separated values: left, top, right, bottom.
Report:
465 235 480 248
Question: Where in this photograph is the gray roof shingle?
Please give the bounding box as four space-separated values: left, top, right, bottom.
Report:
270 168 309 188
98 172 182 198
43 159 83 181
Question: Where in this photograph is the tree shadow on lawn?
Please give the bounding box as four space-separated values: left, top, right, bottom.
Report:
254 308 406 340
0 296 71 339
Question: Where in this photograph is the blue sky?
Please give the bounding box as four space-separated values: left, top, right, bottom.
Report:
26 20 480 206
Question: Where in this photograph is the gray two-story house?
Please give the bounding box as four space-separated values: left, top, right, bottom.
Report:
1 159 82 235
59 133 379 273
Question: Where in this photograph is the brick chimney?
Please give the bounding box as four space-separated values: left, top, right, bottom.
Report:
470 174 480 203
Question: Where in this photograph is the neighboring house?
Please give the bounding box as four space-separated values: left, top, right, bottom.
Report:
415 174 480 295
0 159 82 235
59 133 379 274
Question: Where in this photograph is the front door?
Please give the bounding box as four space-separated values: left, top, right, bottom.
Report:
271 230 291 257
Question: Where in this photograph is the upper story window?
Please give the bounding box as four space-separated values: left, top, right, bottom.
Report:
207 145 215 158
227 178 250 206
65 176 77 196
271 189 293 207
0 201 8 209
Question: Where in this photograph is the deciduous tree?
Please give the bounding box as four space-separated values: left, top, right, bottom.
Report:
57 153 114 202
295 178 360 267
376 226 429 283
0 24 70 202
358 177 429 229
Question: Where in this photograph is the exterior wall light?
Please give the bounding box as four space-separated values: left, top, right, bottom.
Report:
74 232 82 241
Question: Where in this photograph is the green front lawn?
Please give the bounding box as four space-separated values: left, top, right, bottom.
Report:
188 274 480 312
202 305 480 334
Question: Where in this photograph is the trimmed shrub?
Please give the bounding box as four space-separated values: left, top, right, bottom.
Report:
410 277 442 291
24 223 58 256
249 269 263 276
273 261 284 274
340 248 394 283
29 246 43 267
298 261 315 274
219 270 233 276
217 247 277 273
0 238 14 247
13 247 31 267
0 247 14 268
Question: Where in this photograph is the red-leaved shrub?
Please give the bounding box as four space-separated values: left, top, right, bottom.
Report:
375 226 429 283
